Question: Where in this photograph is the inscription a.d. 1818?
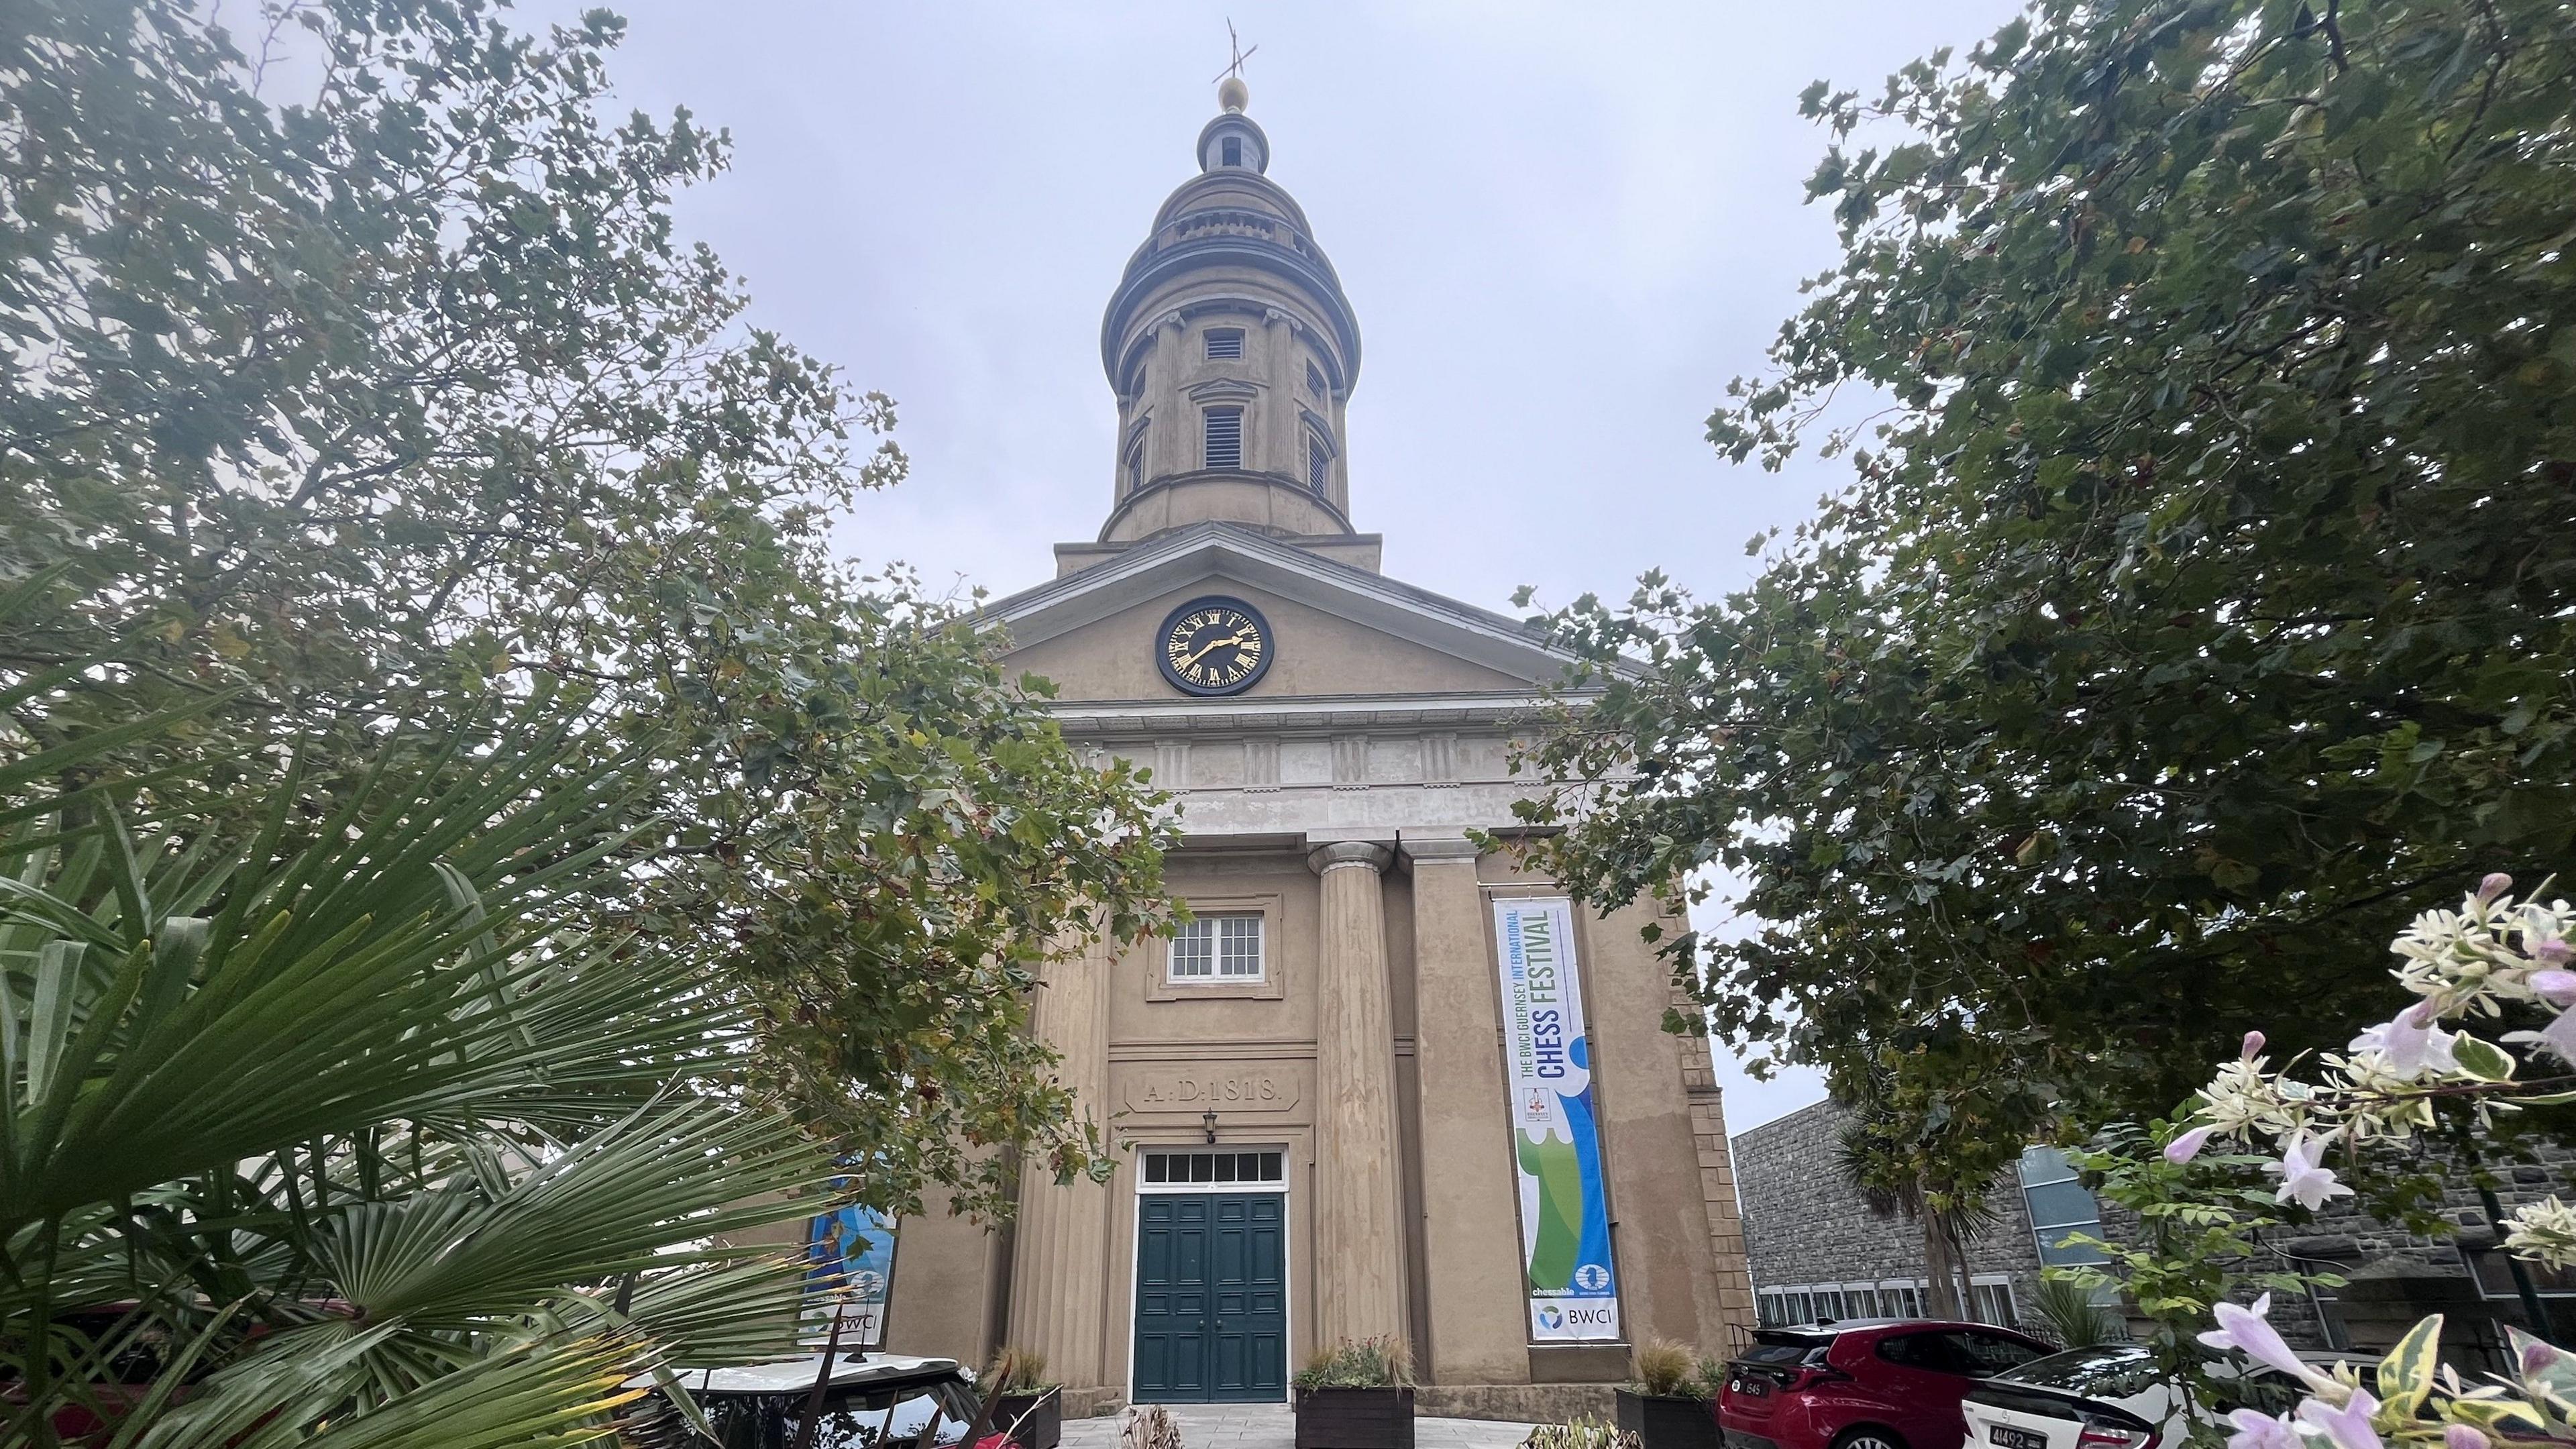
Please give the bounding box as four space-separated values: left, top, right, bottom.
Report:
1121 1069 1302 1114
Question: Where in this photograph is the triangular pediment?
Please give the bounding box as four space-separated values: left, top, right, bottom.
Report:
984 523 1606 706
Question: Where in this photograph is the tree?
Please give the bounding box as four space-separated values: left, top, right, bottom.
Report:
1515 0 2576 1175
0 0 1175 1218
0 703 836 1446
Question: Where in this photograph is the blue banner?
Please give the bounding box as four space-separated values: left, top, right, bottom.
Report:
1493 898 1621 1341
805 1203 898 1346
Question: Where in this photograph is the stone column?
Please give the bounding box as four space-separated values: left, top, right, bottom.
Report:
1007 933 1116 1399
1309 840 1408 1347
1142 311 1187 482
1262 307 1299 480
1403 837 1532 1383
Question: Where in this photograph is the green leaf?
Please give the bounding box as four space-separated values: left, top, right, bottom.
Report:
2453 1036 2518 1083
2375 1313 2441 1417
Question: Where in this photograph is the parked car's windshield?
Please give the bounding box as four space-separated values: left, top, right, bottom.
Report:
657 1374 985 1449
1740 1335 1832 1366
1881 1330 2049 1379
1999 1346 2163 1399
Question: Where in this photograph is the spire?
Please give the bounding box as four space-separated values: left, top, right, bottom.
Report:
1077 76 1374 574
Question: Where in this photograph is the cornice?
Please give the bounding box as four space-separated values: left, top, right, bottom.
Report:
987 521 1640 688
1046 691 1569 737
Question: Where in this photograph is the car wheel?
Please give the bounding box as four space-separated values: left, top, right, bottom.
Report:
1833 1430 1909 1449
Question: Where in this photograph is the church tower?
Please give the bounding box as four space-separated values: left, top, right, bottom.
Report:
1065 78 1380 576
879 80 1758 1421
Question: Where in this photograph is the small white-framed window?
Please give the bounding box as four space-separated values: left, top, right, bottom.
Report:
1970 1275 2021 1330
1169 913 1263 981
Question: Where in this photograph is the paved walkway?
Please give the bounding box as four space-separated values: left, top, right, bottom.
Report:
1061 1403 1537 1449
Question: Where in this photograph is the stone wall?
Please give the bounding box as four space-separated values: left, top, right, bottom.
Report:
1731 1102 2051 1331
1731 1099 2576 1353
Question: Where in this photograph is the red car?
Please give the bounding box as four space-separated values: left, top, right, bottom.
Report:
1720 1320 2058 1449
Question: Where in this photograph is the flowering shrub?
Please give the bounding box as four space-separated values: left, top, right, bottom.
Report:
2166 875 2576 1262
2150 875 2576 1449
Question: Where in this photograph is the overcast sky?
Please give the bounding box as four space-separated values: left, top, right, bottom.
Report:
537 1 2024 1130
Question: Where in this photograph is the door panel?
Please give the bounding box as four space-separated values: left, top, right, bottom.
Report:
1132 1192 1285 1403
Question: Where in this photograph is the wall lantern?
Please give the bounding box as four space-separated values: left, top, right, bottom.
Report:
1202 1109 1219 1144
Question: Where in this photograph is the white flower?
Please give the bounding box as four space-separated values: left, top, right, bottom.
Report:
2199 1293 2337 1391
2298 1389 2383 1449
2269 1134 2355 1212
2226 1409 2306 1449
2505 1006 2576 1067
2347 1002 2461 1080
2200 1057 2302 1138
2504 1197 2576 1272
2165 1125 2218 1165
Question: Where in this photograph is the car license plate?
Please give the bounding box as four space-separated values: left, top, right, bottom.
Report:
1990 1426 2049 1449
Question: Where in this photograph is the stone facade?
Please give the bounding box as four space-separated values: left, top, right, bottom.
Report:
1732 1102 2051 1333
878 88 1756 1419
1733 1099 2576 1361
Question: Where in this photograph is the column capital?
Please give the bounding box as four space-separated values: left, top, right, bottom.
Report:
1400 836 1479 867
1308 839 1393 875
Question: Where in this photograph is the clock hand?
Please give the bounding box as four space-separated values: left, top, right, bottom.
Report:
1182 633 1244 667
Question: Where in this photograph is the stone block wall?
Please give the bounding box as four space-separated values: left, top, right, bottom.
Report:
1731 1099 2576 1352
1731 1101 2051 1331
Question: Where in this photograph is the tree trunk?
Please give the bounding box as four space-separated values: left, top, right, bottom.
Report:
1921 1205 1966 1319
1943 1213 1979 1321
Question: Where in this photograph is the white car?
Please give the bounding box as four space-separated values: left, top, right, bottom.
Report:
614 1350 1000 1449
1961 1344 2353 1449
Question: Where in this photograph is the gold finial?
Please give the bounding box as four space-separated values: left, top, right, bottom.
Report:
1214 19 1255 112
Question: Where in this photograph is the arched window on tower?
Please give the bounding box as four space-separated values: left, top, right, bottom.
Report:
1203 407 1244 470
1305 425 1333 494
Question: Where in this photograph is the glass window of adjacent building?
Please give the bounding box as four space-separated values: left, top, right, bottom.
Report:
2019 1145 2110 1266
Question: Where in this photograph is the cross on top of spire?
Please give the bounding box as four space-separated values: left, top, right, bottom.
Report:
1214 19 1258 86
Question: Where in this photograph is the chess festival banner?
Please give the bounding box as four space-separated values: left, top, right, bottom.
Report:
1492 898 1622 1342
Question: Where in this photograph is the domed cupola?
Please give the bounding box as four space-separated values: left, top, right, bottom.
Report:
1092 81 1368 563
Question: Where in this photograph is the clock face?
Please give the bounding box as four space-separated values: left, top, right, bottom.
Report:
1157 596 1273 696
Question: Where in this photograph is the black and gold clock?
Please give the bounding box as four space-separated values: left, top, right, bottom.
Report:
1156 595 1274 696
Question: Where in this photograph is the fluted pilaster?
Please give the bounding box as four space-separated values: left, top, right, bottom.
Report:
1308 839 1407 1347
1007 934 1116 1389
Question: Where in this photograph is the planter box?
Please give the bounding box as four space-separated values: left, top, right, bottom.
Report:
992 1388 1063 1449
1616 1389 1720 1449
1294 1386 1415 1449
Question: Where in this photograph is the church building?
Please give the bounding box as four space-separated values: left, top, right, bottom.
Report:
883 81 1756 1421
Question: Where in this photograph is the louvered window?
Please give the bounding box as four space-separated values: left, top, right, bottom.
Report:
1306 361 1328 396
1169 914 1263 981
1205 329 1244 360
1202 407 1243 469
1307 431 1331 492
1124 433 1146 494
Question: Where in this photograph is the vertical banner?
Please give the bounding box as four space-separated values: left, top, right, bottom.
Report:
804 1203 899 1347
1493 898 1622 1342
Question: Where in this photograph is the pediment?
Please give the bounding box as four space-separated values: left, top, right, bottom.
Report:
985 523 1605 706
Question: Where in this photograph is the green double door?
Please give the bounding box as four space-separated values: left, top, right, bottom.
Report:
1131 1192 1287 1402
